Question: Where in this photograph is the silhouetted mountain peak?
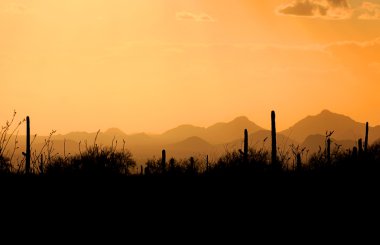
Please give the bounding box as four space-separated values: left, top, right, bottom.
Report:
163 124 205 135
161 124 206 144
175 136 211 147
167 136 211 151
105 128 126 136
317 109 352 120
231 116 250 124
281 110 377 143
320 109 333 115
208 116 261 129
172 124 202 130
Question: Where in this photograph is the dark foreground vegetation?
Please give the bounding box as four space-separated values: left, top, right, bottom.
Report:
1 112 379 226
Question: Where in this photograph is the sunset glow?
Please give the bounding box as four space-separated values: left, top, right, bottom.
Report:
1 0 380 135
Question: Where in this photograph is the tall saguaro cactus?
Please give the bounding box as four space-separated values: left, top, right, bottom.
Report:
271 111 277 166
26 116 31 174
364 122 369 153
244 129 248 163
326 138 331 163
161 149 166 173
190 157 195 174
296 153 302 171
358 138 363 157
206 155 209 171
352 146 358 159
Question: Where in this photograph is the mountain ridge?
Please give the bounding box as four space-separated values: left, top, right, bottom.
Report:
50 110 380 146
280 110 380 143
7 111 380 164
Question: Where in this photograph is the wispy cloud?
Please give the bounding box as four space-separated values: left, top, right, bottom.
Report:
325 37 380 65
358 1 380 20
176 12 215 22
276 0 352 19
2 3 29 14
325 37 380 48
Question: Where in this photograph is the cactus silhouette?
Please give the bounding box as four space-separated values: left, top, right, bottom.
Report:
244 129 248 164
206 155 209 172
364 122 369 153
144 165 151 176
358 139 363 157
326 138 331 163
169 158 175 174
8 111 380 177
190 156 195 174
161 149 166 173
296 153 302 171
352 146 358 159
25 116 31 174
271 111 277 166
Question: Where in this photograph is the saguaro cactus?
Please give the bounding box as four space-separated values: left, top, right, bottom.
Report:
244 129 248 163
352 146 358 159
358 138 363 156
26 116 31 174
206 155 209 171
296 153 302 171
161 149 166 173
271 111 277 166
169 158 175 172
190 156 195 174
326 138 331 163
364 122 369 153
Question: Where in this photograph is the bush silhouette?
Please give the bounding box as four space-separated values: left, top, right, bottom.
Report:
45 145 136 176
0 155 12 175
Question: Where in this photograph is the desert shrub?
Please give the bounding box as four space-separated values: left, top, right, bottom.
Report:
210 148 271 176
0 111 24 174
46 145 136 176
0 155 12 174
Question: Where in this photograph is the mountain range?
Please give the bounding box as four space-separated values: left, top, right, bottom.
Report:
8 110 380 164
281 110 380 143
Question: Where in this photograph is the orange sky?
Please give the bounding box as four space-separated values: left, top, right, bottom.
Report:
1 0 380 135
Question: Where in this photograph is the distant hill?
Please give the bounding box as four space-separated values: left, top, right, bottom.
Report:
55 130 155 146
165 137 216 159
61 131 97 143
205 116 263 144
281 110 380 143
161 116 263 144
7 111 380 164
104 128 127 137
161 125 206 144
169 136 212 150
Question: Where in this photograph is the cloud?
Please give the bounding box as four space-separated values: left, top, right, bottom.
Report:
2 3 28 14
323 37 380 73
248 38 380 65
325 37 380 56
358 2 380 20
276 0 352 19
176 12 215 22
